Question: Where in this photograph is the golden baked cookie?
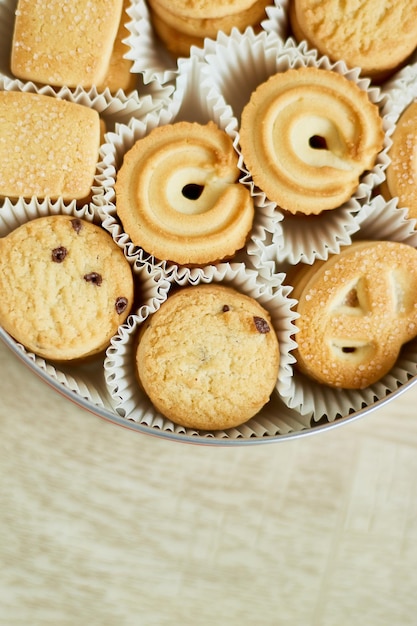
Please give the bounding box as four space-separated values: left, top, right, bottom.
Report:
147 0 270 57
289 0 417 81
0 215 134 361
149 0 265 19
239 67 384 215
115 121 254 265
146 11 207 58
98 0 136 93
291 241 417 389
0 91 101 202
11 0 124 88
136 284 280 430
385 101 417 220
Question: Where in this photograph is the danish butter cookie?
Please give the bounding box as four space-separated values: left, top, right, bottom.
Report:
385 101 417 220
136 284 280 430
0 215 134 361
290 0 417 81
147 0 270 57
0 91 101 201
97 0 136 93
239 67 384 214
115 121 254 265
291 241 417 388
11 0 124 88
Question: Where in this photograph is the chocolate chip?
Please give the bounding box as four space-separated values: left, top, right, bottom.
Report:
84 272 102 286
71 218 82 234
222 305 230 312
253 316 270 334
115 297 128 315
52 247 67 263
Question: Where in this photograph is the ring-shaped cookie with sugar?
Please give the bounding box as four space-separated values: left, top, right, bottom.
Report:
384 101 417 220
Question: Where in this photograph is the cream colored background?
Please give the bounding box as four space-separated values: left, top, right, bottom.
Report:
1 339 417 626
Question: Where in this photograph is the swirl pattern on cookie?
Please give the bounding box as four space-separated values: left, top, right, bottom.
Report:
239 67 384 215
115 121 254 265
291 241 417 388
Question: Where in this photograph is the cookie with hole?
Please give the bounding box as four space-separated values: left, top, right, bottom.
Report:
114 120 254 266
289 240 417 389
239 66 384 215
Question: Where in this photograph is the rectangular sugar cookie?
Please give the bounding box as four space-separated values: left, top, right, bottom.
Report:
0 91 101 201
11 0 124 88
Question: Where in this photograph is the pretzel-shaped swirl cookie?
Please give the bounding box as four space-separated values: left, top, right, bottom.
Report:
291 241 417 388
240 67 384 215
115 121 254 265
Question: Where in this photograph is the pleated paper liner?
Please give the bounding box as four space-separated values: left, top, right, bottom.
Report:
1 0 414 442
96 52 285 283
0 0 174 128
382 49 417 120
103 262 303 440
280 195 417 422
123 0 178 85
125 0 286 86
377 51 417 220
196 32 393 265
0 198 171 409
261 0 289 39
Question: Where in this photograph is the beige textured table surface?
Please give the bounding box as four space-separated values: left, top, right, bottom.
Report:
1 339 417 626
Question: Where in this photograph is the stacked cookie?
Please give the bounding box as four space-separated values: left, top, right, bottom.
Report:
146 0 271 57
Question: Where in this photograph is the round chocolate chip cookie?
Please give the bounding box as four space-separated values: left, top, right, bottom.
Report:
136 284 280 431
0 215 134 361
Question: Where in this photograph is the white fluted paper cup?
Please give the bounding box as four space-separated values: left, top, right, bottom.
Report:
199 32 392 266
97 54 281 282
0 198 170 409
126 0 282 85
281 195 417 422
261 0 290 40
104 261 301 440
